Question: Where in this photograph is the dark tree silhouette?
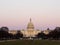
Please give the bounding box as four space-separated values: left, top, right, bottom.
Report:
48 27 60 40
47 28 50 30
15 30 23 39
0 27 9 32
36 32 47 39
0 27 9 40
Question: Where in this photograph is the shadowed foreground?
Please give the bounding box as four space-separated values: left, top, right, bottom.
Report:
0 40 60 45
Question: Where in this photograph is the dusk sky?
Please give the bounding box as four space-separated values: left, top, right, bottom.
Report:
0 0 60 30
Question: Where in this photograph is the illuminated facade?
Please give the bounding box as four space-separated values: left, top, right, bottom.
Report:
21 18 41 37
9 18 50 37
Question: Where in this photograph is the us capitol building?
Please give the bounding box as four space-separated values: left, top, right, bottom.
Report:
9 18 50 37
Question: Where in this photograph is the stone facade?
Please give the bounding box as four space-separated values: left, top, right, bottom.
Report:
9 18 50 37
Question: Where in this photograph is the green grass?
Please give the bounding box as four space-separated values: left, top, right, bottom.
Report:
0 40 60 45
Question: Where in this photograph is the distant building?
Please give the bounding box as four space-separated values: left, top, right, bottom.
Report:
9 30 17 35
43 29 51 35
9 18 50 37
21 18 41 37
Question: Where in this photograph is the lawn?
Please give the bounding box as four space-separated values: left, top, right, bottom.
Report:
0 40 60 45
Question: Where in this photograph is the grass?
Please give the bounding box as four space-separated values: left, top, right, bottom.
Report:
0 40 60 45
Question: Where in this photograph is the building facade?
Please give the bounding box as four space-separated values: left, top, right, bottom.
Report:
9 18 50 37
21 18 41 37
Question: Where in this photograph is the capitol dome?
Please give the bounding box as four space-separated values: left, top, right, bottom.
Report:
27 18 34 29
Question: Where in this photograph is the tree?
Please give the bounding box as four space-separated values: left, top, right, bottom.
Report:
36 32 46 39
0 27 9 32
15 30 23 39
0 27 9 40
48 27 60 40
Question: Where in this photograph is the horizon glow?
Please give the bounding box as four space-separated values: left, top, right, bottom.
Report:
0 0 60 30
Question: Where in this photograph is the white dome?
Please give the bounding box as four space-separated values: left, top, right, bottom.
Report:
27 18 34 29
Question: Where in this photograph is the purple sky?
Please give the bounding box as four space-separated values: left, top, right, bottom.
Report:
0 0 60 30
